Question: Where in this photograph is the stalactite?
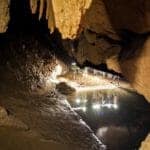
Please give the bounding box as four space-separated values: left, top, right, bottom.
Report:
39 0 44 20
29 0 38 14
29 0 55 33
46 0 49 20
47 0 55 33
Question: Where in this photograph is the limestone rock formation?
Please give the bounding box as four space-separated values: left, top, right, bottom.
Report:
29 0 150 39
0 0 149 113
0 34 106 150
107 37 150 102
0 0 10 32
29 0 92 39
74 29 121 64
140 134 150 150
0 0 150 148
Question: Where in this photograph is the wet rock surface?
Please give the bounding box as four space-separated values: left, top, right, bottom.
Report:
0 0 150 149
0 34 106 150
0 91 106 150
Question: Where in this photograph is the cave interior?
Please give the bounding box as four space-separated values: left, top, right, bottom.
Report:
0 0 150 150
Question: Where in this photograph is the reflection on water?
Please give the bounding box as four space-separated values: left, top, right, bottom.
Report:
72 92 118 112
67 89 150 150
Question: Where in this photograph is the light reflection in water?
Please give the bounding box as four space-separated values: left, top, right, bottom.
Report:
72 90 119 113
67 89 150 150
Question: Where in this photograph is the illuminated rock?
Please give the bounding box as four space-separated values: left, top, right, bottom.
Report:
0 0 10 32
140 134 150 150
107 37 150 102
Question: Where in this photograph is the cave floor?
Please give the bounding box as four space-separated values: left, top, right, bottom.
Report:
0 85 150 150
0 68 150 150
0 127 72 150
0 88 105 150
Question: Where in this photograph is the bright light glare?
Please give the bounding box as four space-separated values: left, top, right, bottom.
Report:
102 103 112 109
76 98 81 104
82 107 87 112
84 67 88 74
47 65 63 84
72 107 87 112
92 103 101 110
107 103 112 109
71 62 76 66
83 99 87 103
102 103 118 109
76 84 117 92
55 64 62 76
113 104 118 109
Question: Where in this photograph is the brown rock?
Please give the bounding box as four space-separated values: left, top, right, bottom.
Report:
107 37 150 102
30 0 150 39
0 0 10 33
29 0 92 39
102 0 150 33
140 134 150 150
83 0 119 40
75 31 121 65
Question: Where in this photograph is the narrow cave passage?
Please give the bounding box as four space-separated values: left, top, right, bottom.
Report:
0 0 150 150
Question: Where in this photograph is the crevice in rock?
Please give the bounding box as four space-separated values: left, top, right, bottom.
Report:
118 30 150 60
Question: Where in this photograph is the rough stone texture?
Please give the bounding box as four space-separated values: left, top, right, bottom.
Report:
30 0 92 39
96 0 149 35
0 127 78 150
140 134 150 150
82 0 119 40
0 34 106 150
30 0 150 39
0 0 10 32
0 34 69 94
0 0 149 101
52 0 92 39
0 91 106 150
107 37 150 102
0 0 150 148
52 0 150 104
74 30 121 65
0 106 28 130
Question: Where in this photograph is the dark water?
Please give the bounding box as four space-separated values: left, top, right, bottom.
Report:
66 88 150 150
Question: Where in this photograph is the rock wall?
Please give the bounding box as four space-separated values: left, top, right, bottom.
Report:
0 0 150 149
140 134 150 150
0 0 150 100
107 37 150 102
0 0 10 32
29 0 150 39
29 0 92 39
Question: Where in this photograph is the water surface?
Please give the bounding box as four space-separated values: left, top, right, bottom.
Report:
66 88 150 150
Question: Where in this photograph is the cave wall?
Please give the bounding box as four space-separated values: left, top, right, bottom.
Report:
29 0 150 39
140 134 150 150
107 36 150 101
0 0 10 32
0 0 150 149
0 0 150 100
0 0 150 40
